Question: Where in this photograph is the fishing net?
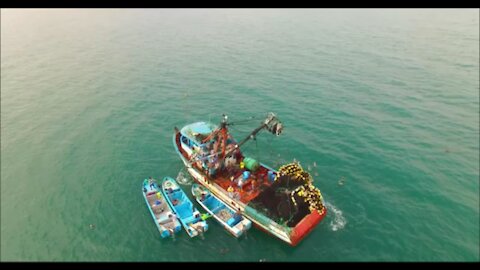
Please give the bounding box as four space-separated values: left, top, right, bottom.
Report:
248 162 325 227
217 209 233 222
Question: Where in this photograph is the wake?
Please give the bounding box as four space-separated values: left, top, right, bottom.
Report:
324 201 346 231
176 169 193 185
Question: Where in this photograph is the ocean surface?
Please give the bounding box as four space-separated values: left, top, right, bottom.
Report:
1 9 479 262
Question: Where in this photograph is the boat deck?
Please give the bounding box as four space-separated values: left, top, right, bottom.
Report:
144 183 179 233
210 168 272 204
175 129 273 204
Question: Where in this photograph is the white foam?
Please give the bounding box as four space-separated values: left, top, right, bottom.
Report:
325 201 346 231
176 170 193 185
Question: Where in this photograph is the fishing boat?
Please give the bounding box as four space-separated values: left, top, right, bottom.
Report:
142 178 182 238
173 113 327 246
161 177 208 237
192 183 252 238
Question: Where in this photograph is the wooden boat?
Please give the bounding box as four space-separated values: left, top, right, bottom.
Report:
192 183 252 238
142 178 182 238
161 177 208 237
173 113 327 246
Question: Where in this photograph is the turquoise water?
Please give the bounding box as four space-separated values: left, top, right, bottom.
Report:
1 9 479 262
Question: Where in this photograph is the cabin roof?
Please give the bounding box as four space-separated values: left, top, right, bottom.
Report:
180 122 217 145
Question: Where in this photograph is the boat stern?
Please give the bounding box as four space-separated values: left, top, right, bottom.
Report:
289 208 327 246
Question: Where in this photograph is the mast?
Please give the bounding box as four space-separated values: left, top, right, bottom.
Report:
201 114 230 161
190 113 283 165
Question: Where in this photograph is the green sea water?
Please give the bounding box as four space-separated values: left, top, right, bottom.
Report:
1 9 479 262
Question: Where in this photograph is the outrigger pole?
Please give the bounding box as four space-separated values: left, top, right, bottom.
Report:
235 112 283 148
222 112 283 159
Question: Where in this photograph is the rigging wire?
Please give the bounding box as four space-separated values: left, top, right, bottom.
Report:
227 115 259 126
255 136 259 160
182 92 189 122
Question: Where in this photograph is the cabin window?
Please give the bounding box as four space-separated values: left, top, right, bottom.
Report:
181 135 189 146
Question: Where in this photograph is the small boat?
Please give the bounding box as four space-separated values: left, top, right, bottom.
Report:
142 178 182 238
161 177 208 237
192 183 252 238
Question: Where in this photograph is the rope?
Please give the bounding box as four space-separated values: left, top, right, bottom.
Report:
255 137 259 160
228 116 259 126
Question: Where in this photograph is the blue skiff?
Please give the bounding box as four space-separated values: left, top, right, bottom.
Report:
142 178 182 238
161 177 208 237
192 183 251 238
